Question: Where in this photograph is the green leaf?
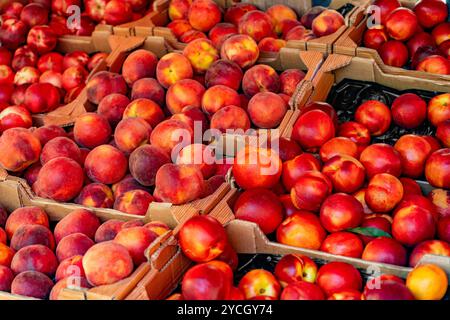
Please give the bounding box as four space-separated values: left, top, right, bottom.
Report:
347 227 392 238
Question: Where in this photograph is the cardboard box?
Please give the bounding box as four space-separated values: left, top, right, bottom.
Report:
333 0 450 82
134 0 369 53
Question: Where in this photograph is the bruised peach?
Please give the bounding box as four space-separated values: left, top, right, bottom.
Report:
425 148 450 189
56 233 94 262
156 52 193 89
202 85 241 115
150 119 193 156
221 34 259 69
10 224 55 251
122 49 157 85
166 79 205 114
205 59 243 90
312 9 345 37
0 127 41 172
84 145 128 185
362 237 407 266
75 183 114 209
83 241 134 286
5 207 49 240
210 105 251 133
242 64 280 97
360 143 402 178
53 209 100 243
248 92 287 129
188 0 222 32
292 110 335 152
355 100 391 136
40 137 81 165
114 118 152 154
154 164 205 205
33 157 84 202
114 226 158 265
322 155 365 193
320 193 364 232
86 71 127 105
55 255 85 282
11 244 57 276
176 144 216 179
73 113 112 149
183 38 219 74
123 98 165 128
11 271 53 299
291 171 332 212
114 189 154 216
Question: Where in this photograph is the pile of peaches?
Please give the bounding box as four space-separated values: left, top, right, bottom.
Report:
226 91 450 270
171 215 448 300
166 0 345 49
0 205 170 299
363 0 450 74
0 20 305 215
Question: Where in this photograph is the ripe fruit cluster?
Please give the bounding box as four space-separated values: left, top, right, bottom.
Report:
230 94 450 269
363 0 450 74
0 205 169 299
176 215 448 300
167 0 345 50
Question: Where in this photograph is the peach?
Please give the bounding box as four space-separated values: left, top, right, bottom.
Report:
50 276 90 300
248 92 287 129
257 37 286 53
238 10 275 42
169 0 192 21
319 137 359 162
0 265 14 291
128 145 170 187
285 26 315 41
171 106 208 133
73 113 112 149
114 189 154 216
97 93 130 127
202 85 240 116
11 271 53 299
359 214 392 244
188 0 222 32
239 269 281 299
406 264 447 300
0 243 15 267
168 19 193 38
322 155 365 193
277 138 302 162
393 134 432 178
400 177 422 196
395 194 439 222
282 153 321 190
121 49 157 85
280 19 302 38
316 262 362 297
210 105 251 133
0 207 7 228
266 4 297 35
365 173 403 213
234 188 283 235
33 157 84 202
291 171 332 212
423 135 442 152
233 147 282 190
53 209 100 243
0 228 5 244
428 188 449 219
114 226 158 265
328 290 363 300
407 32 436 58
156 53 193 89
363 25 389 50
121 99 164 132
84 145 128 185
40 137 82 165
320 232 364 258
432 21 450 45
220 34 259 69
312 9 345 37
166 79 205 115
114 118 152 155
11 244 57 276
425 148 450 189
180 30 207 43
24 162 42 187
0 127 41 172
320 193 364 232
362 237 406 266
112 175 148 199
130 78 164 107
292 109 335 152
55 255 85 282
150 119 193 156
337 121 371 153
428 93 450 126
281 281 325 300
276 211 326 250
5 207 49 240
360 143 402 178
183 38 219 74
392 204 436 246
378 40 409 67
74 183 114 209
144 221 170 237
32 125 67 146
391 93 427 129
10 224 55 251
56 233 94 262
154 163 204 205
373 0 401 24
94 220 124 243
0 106 32 133
205 59 243 90
364 279 414 300
385 8 418 41
438 216 450 242
176 144 216 179
409 240 450 267
437 120 450 147
242 64 280 97
83 241 134 286
355 100 391 136
86 71 127 105
279 69 305 97
224 3 257 26
416 55 450 74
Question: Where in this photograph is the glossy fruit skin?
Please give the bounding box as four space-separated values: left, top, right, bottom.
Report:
238 269 281 300
316 262 363 297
